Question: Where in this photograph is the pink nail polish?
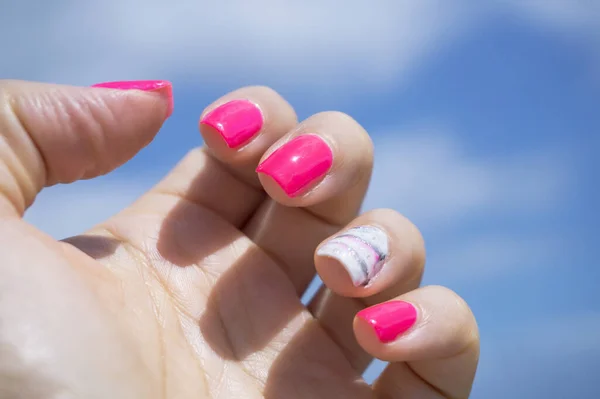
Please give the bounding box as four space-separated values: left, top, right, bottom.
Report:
356 301 417 343
91 80 174 117
256 134 333 197
200 99 263 148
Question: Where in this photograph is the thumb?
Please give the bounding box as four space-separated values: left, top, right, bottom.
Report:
0 79 173 217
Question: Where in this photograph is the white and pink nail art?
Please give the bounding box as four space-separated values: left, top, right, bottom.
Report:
317 225 389 287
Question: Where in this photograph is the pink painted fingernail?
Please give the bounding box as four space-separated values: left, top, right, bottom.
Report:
200 99 263 148
256 134 333 197
356 301 417 343
91 80 174 118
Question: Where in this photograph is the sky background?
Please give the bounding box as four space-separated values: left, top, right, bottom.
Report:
1 1 599 397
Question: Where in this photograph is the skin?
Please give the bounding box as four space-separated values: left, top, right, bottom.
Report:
0 80 479 398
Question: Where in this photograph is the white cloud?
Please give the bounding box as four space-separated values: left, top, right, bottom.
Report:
364 130 571 228
1 0 597 94
426 233 562 283
0 0 479 91
363 129 571 282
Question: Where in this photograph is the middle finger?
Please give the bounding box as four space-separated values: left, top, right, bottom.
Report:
243 111 375 294
308 209 426 373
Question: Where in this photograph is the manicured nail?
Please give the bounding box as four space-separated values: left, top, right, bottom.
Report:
200 99 263 148
317 225 389 287
357 301 417 343
91 80 174 118
256 134 333 197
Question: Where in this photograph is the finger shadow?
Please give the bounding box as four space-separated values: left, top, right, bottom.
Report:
196 228 372 397
63 148 371 396
198 243 304 361
154 152 264 268
262 320 373 399
156 161 371 396
147 151 305 360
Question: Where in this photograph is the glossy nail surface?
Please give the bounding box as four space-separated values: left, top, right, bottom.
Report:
317 225 389 287
200 99 263 148
357 301 417 343
256 134 333 197
91 80 174 117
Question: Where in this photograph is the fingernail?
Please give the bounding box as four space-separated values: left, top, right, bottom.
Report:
317 225 389 287
357 301 417 343
200 99 263 148
256 134 333 197
91 80 174 118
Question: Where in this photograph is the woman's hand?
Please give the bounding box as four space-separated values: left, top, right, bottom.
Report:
0 80 479 398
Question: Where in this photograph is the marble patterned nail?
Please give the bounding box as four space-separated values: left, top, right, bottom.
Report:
316 225 389 287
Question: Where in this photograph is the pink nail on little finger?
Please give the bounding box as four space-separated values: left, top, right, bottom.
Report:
356 301 417 343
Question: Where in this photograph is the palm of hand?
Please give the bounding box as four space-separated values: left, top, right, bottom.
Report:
4 150 370 398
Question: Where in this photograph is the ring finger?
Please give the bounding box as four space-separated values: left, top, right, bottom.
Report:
308 209 426 372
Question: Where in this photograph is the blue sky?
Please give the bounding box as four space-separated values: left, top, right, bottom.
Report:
2 1 599 397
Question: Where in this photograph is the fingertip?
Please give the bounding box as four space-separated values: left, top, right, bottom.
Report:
354 286 479 363
370 287 480 399
254 111 373 223
196 87 297 179
0 80 171 215
91 79 174 119
316 209 425 301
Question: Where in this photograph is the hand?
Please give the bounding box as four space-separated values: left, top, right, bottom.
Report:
0 80 479 398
